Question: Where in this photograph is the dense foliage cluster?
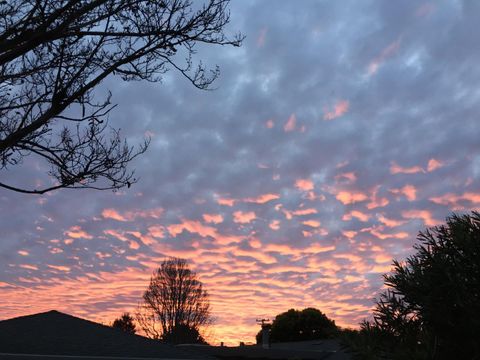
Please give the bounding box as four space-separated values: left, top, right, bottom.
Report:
257 308 338 344
344 212 480 360
112 312 136 334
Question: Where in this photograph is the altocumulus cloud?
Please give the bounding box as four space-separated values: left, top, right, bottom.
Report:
1 0 480 345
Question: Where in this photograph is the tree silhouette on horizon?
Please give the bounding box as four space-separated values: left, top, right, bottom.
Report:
136 257 211 344
257 308 338 344
112 312 136 334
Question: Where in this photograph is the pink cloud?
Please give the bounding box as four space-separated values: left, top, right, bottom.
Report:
302 227 328 237
18 250 29 256
19 264 38 271
335 172 357 183
233 211 256 224
390 159 444 176
95 252 112 259
47 265 71 272
456 192 480 203
368 227 409 240
64 226 93 240
367 197 389 209
102 208 163 221
336 191 368 205
342 230 357 239
281 209 293 220
307 191 323 201
50 248 63 254
390 184 417 201
373 252 393 264
390 161 425 175
203 213 224 224
305 243 335 253
284 113 297 132
263 243 298 256
281 207 318 220
367 38 401 75
265 119 274 128
131 234 154 247
249 238 262 248
402 209 441 227
295 178 314 191
217 197 236 207
430 192 480 209
210 234 245 246
343 210 370 222
104 229 129 242
427 158 444 172
428 193 456 206
323 100 350 120
377 214 406 228
303 220 321 228
167 220 218 238
370 264 395 273
139 208 164 219
244 193 280 204
292 208 317 216
309 258 342 272
344 275 363 283
367 186 389 209
147 225 165 239
128 240 140 250
269 220 280 231
102 209 127 222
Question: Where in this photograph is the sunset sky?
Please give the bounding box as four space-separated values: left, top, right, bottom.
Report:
1 0 480 345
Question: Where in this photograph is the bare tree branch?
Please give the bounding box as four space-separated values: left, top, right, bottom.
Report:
138 257 211 344
0 0 243 194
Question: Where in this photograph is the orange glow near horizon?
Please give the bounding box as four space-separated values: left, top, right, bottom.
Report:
0 260 367 346
1 157 473 346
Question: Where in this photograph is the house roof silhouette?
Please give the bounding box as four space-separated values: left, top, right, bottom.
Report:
0 310 206 358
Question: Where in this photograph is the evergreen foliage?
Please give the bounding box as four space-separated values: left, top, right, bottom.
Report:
344 212 480 360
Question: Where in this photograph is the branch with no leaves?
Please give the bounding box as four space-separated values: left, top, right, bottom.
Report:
0 0 243 194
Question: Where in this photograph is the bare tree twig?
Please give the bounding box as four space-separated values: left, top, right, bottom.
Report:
0 0 243 194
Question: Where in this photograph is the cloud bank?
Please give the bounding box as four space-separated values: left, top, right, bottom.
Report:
1 0 480 345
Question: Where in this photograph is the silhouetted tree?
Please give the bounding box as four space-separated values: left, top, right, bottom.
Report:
112 312 136 334
257 308 337 343
162 323 207 344
0 0 242 194
348 212 480 360
136 257 211 344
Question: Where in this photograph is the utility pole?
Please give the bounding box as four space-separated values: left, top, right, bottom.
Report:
256 318 271 349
